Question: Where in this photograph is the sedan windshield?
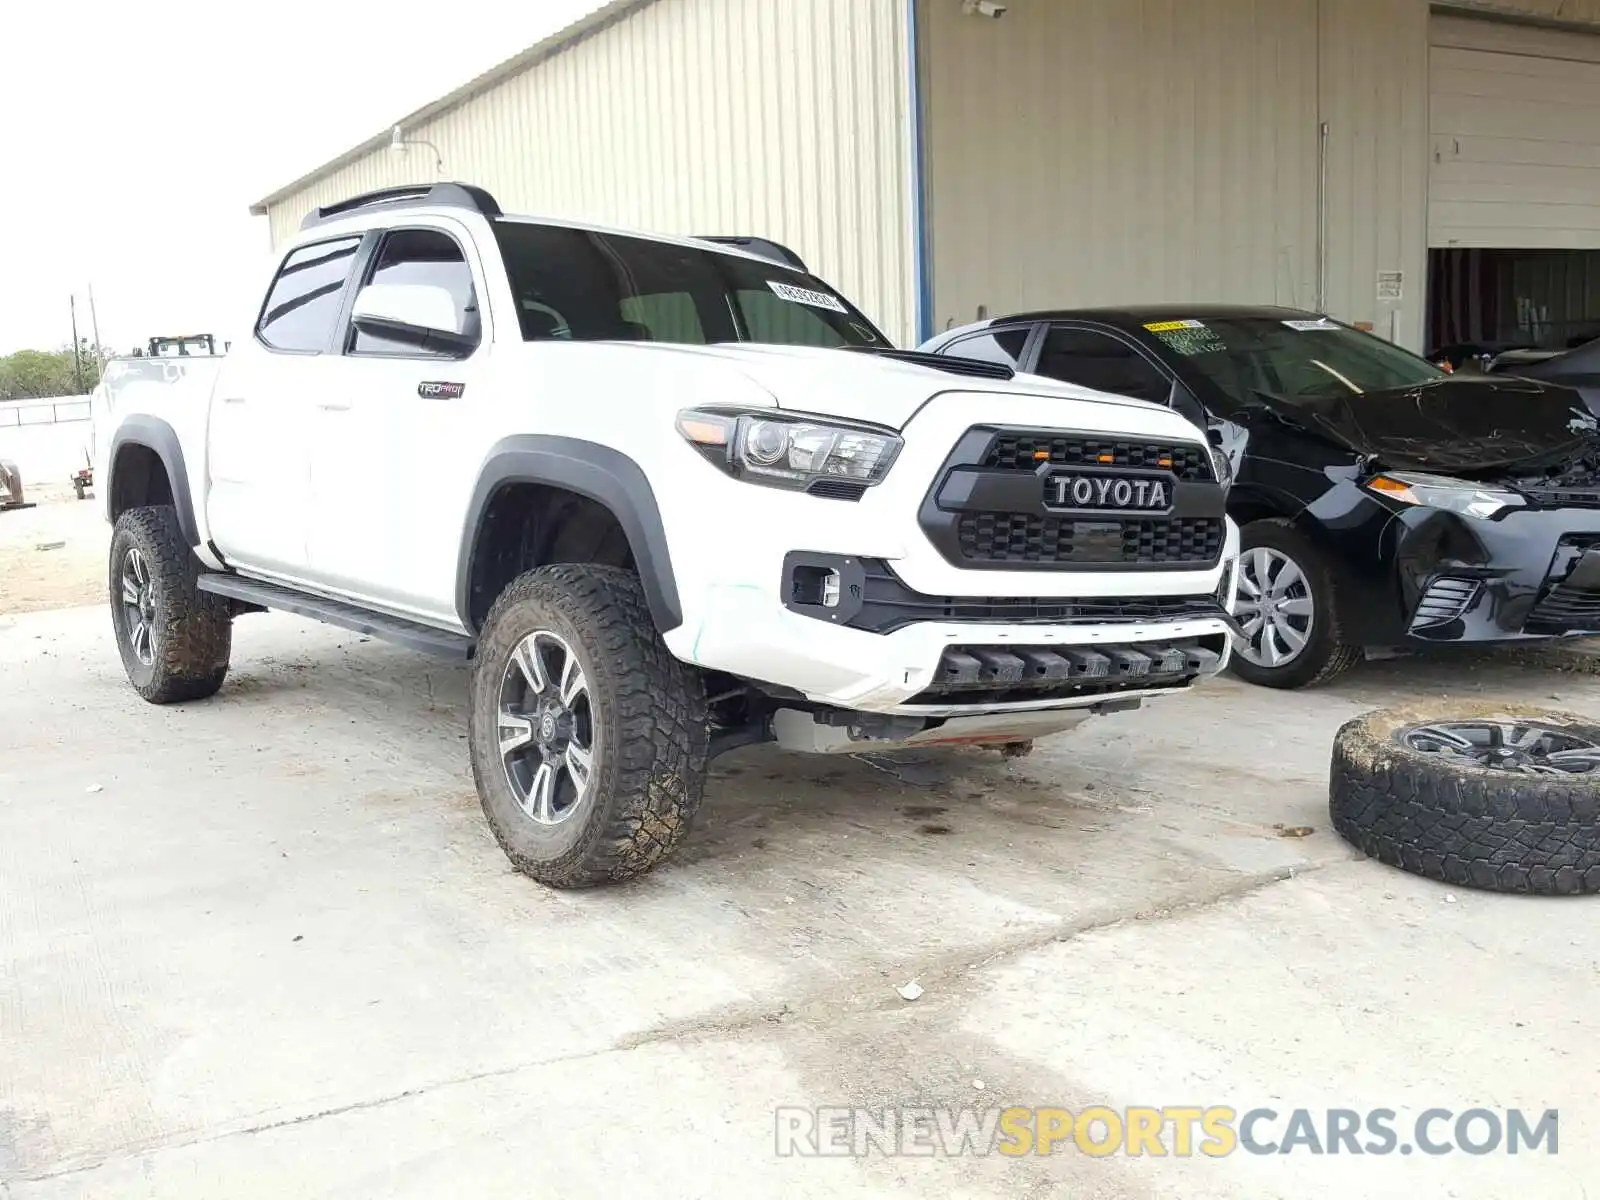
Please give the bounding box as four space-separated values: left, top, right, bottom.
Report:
492 220 887 348
1143 316 1446 405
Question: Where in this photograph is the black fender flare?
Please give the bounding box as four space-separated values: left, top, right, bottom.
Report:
456 436 682 635
107 415 201 547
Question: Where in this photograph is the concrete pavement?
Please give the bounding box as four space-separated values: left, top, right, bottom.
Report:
1 604 1596 1197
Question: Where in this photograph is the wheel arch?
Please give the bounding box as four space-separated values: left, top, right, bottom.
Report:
107 416 200 547
457 436 682 637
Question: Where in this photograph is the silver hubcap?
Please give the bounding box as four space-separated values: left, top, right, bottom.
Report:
120 547 156 666
1234 546 1314 668
497 630 595 826
1400 720 1600 775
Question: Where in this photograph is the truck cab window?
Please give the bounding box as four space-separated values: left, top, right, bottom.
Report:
350 229 478 356
257 237 361 352
1036 326 1170 404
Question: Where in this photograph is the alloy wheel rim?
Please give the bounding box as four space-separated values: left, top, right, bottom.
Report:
497 630 596 825
1233 546 1314 668
1399 720 1600 775
120 547 156 666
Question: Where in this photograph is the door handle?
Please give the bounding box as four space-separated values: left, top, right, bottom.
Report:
219 396 246 405
317 400 352 412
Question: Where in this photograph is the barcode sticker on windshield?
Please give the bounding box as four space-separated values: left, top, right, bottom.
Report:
1144 319 1205 333
768 281 847 313
1283 318 1339 332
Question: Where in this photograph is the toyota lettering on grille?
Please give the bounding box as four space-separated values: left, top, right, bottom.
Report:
1045 470 1173 514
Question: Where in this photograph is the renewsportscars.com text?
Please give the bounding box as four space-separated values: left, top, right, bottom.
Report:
774 1105 1558 1158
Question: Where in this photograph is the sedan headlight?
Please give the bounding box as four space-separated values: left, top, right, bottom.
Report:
1209 445 1233 491
675 408 902 491
1365 471 1524 520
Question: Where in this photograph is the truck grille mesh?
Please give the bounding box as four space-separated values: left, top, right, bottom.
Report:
957 513 1224 567
983 434 1211 481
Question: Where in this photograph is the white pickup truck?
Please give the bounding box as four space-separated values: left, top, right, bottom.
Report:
97 182 1239 886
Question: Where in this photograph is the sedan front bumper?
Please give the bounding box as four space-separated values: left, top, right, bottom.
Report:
1383 505 1600 645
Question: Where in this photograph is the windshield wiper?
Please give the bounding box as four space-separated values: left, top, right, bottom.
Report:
840 346 1015 380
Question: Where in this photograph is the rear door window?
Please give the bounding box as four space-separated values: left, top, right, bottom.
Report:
257 237 362 353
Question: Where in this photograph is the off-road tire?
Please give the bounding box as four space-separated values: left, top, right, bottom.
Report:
467 564 709 888
108 505 232 704
1230 518 1362 690
1329 702 1600 895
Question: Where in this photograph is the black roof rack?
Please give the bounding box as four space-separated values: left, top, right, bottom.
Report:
695 235 808 272
301 182 503 230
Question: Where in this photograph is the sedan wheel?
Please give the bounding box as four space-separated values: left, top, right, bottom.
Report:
1234 545 1315 668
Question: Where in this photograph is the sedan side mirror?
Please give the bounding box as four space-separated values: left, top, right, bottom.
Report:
350 283 478 356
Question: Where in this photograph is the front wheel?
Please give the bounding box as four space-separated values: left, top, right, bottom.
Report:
1229 519 1361 689
467 564 709 887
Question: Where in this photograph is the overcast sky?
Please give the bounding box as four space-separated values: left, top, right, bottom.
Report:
0 0 599 356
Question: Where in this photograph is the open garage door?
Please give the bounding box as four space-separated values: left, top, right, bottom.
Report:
1427 15 1600 358
1430 15 1600 250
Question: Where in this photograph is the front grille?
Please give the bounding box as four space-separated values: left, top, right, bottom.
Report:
904 637 1225 707
956 513 1224 567
983 434 1212 481
1527 582 1600 631
846 560 1228 634
1409 576 1481 632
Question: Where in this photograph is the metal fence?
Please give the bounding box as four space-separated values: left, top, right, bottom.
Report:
0 398 92 427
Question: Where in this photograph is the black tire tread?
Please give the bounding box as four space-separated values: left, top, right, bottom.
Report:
109 506 232 704
1329 702 1600 895
469 564 709 888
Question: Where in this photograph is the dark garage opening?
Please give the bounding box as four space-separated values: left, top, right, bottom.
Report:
1428 248 1600 368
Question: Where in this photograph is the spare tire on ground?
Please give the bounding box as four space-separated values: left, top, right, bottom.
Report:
1329 702 1600 895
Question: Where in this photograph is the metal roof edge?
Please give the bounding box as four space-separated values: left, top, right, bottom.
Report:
247 0 652 216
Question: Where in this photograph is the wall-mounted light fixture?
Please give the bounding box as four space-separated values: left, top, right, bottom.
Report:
389 125 445 178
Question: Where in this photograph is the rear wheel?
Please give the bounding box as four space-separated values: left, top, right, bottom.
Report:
109 505 232 703
1229 519 1361 689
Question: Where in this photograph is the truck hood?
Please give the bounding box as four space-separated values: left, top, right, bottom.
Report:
1248 376 1600 474
622 342 1161 429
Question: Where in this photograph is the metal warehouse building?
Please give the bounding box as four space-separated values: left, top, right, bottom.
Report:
252 0 1600 355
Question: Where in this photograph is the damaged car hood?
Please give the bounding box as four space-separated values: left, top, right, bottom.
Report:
1248 377 1600 473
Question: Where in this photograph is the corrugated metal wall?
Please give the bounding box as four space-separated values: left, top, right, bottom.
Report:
919 0 1321 333
263 0 917 344
919 0 1432 350
1318 0 1431 350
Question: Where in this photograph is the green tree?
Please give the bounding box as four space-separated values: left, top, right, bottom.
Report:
0 344 102 399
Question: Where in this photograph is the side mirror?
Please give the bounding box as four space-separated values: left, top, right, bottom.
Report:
350 283 477 355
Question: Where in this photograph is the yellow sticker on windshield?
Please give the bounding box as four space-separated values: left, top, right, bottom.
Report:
1144 319 1205 333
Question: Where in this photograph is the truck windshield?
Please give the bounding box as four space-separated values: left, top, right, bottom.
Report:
1144 316 1446 404
492 220 888 349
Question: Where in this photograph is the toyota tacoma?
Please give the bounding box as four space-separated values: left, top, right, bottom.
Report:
96 182 1238 886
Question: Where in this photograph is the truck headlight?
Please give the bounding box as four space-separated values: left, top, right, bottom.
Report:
675 408 902 491
1366 472 1524 520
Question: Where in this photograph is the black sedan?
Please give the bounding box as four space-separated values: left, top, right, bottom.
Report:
921 305 1600 688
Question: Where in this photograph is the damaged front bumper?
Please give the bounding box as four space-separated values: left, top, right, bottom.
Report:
1382 506 1600 644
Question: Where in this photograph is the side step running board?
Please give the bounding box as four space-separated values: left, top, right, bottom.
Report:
196 574 475 660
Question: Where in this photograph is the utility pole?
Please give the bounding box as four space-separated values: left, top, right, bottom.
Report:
69 296 85 393
88 284 104 366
